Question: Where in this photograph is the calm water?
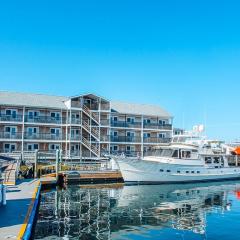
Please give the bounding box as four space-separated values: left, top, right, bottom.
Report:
34 181 240 240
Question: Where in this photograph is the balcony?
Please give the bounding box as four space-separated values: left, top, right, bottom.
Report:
25 115 64 124
0 132 22 139
100 119 110 126
143 137 171 144
24 133 64 140
110 135 142 143
111 120 142 128
143 123 172 130
0 114 23 122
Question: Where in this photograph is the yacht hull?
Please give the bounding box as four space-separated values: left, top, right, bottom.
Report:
117 158 240 184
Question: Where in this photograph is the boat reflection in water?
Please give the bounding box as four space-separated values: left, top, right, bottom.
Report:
34 181 240 240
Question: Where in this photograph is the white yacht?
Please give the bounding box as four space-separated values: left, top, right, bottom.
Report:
114 134 240 184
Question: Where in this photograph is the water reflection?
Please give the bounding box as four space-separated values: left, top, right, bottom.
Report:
34 181 240 240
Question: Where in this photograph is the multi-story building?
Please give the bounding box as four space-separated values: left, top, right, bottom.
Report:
0 91 173 159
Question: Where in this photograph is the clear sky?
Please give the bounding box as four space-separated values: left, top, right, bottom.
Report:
0 0 240 141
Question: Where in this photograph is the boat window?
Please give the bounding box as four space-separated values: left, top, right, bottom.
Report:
186 171 189 173
205 157 212 164
177 170 181 173
197 171 200 174
160 149 173 157
181 150 191 159
172 150 178 158
159 169 164 172
213 157 220 164
167 170 171 173
191 171 194 174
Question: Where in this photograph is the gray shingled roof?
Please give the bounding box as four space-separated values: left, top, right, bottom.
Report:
111 101 172 117
0 91 68 109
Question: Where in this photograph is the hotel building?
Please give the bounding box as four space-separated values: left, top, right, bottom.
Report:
0 91 173 159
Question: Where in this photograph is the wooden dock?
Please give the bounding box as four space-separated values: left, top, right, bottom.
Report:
62 170 123 184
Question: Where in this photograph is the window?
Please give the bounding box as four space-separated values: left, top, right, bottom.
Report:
205 157 212 164
4 143 16 152
172 150 179 158
159 133 166 139
213 157 220 164
51 128 60 136
5 109 17 118
181 150 191 159
167 170 171 173
49 144 60 151
28 111 40 119
113 116 118 122
186 171 189 174
126 132 134 137
197 171 200 174
127 117 134 123
27 144 39 151
113 131 118 137
113 145 118 151
28 127 38 135
160 169 164 172
143 133 151 138
5 126 17 135
191 171 195 174
6 110 11 115
126 146 131 151
51 112 60 120
177 170 181 173
159 120 166 125
144 119 151 124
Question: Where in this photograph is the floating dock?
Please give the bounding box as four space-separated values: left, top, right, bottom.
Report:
0 179 40 239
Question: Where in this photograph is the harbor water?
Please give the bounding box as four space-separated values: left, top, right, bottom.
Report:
34 181 240 240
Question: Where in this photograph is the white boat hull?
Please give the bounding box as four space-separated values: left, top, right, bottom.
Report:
117 158 240 184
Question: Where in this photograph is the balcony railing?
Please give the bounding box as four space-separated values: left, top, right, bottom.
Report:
100 119 110 126
0 132 22 139
110 136 142 143
25 115 64 124
111 121 142 128
0 114 23 122
143 123 172 130
143 137 171 144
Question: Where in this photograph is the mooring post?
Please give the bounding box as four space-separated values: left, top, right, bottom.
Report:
59 149 63 172
56 150 60 182
34 150 38 178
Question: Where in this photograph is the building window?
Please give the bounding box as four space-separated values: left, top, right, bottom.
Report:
159 133 166 139
143 133 151 138
113 131 118 137
50 112 60 120
113 116 118 122
27 144 39 151
113 145 118 151
159 120 166 125
144 119 151 124
50 128 60 136
5 109 17 117
4 143 16 152
28 111 40 119
127 117 134 123
49 144 60 151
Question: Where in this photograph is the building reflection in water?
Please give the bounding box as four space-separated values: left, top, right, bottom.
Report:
34 181 240 240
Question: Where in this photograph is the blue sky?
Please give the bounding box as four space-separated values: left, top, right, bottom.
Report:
0 0 240 140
